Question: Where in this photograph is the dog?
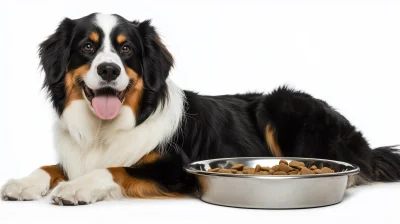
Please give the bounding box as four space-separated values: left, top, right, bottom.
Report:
2 13 400 206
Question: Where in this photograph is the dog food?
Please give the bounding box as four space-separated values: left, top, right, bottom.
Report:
207 159 335 175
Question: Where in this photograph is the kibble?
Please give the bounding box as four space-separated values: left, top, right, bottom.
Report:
255 164 261 172
289 160 305 169
279 163 293 172
299 167 315 175
231 164 245 171
321 167 335 174
279 159 288 165
207 168 220 172
207 160 336 175
271 165 280 172
219 169 232 173
261 166 270 171
310 165 317 170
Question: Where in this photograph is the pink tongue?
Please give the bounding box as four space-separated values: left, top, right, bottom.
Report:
92 96 122 120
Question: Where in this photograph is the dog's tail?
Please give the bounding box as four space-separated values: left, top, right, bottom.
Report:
370 145 400 182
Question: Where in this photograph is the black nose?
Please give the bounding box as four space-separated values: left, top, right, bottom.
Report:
97 62 121 82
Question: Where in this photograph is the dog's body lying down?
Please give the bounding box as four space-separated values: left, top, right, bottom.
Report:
1 13 400 205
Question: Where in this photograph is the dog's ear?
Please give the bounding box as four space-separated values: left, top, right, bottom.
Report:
136 20 174 92
39 18 76 86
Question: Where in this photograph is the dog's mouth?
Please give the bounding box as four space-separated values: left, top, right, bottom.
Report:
79 81 132 120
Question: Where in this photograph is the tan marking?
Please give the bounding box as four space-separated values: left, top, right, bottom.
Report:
135 151 160 166
107 167 182 199
117 34 127 44
64 65 90 108
266 124 283 157
89 32 99 43
123 67 144 116
40 165 67 189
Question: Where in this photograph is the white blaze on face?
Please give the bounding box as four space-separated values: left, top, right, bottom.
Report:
84 13 129 92
83 13 130 120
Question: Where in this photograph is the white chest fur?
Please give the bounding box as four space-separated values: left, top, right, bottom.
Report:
53 80 185 180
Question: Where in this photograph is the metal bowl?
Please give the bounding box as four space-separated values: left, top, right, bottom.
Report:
184 157 360 209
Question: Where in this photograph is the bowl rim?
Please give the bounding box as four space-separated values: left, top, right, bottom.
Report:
184 156 360 179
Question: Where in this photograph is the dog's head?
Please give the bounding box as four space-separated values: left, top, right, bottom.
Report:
39 13 173 124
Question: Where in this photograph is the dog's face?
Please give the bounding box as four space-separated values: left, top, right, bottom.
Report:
39 13 173 124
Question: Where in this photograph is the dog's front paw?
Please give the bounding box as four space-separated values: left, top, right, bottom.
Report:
51 182 100 205
1 170 51 201
50 169 123 206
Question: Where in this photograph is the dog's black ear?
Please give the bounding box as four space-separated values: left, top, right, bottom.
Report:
136 20 174 92
39 18 76 86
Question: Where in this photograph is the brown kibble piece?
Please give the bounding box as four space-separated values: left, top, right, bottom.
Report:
300 167 315 175
261 166 270 171
219 169 232 173
310 165 317 170
208 168 220 172
279 163 293 172
289 160 306 169
268 169 275 174
243 166 250 170
314 169 322 174
321 167 335 173
273 171 287 175
231 164 245 171
288 170 299 175
279 159 288 165
255 171 269 175
255 164 261 172
272 165 280 172
231 169 238 174
243 168 255 174
236 171 243 174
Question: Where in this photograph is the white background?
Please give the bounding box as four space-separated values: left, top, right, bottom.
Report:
1 0 399 223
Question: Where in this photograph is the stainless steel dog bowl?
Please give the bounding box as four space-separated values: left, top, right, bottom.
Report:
184 157 359 209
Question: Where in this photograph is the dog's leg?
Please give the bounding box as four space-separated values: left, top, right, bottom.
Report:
50 168 123 205
51 151 196 206
1 165 66 201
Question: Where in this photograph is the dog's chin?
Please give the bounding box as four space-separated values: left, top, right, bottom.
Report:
80 82 129 120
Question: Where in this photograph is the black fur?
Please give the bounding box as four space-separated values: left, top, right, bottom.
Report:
38 13 400 197
124 149 198 195
39 18 77 115
132 19 172 125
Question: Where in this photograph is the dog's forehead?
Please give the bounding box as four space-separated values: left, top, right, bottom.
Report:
93 14 118 37
73 13 133 42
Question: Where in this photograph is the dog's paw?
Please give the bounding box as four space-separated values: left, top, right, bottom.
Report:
1 169 51 201
50 169 123 206
51 182 99 206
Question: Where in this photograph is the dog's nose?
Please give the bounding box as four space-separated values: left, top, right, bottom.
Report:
97 62 121 82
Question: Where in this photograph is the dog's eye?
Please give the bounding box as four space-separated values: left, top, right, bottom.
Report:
120 44 132 54
82 43 95 53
